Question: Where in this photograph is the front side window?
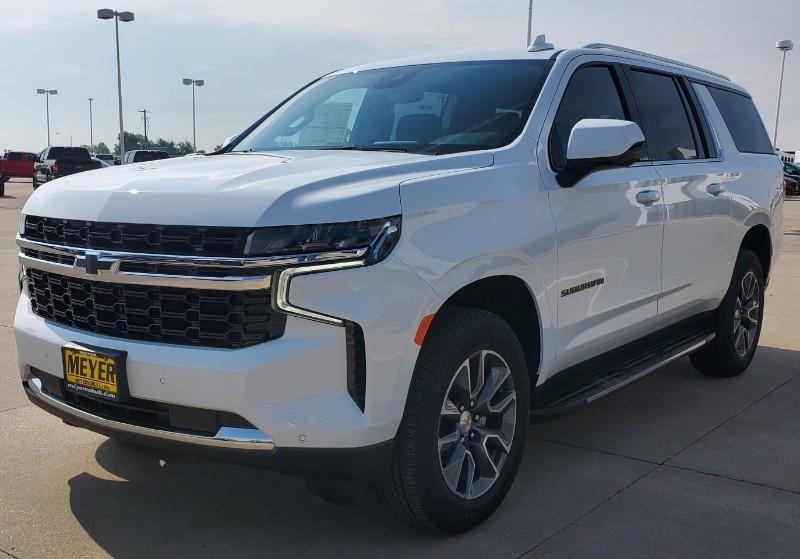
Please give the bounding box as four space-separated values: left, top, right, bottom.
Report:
626 70 698 161
549 65 627 169
233 61 553 156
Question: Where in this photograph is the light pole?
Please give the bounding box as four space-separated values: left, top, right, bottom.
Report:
88 97 94 154
138 109 150 148
97 8 134 159
36 89 57 146
182 78 204 152
773 39 794 148
527 0 534 46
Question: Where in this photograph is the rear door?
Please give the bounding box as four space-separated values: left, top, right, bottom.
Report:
539 59 665 371
622 65 731 320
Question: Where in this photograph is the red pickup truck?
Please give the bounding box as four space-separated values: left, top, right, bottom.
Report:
0 151 37 196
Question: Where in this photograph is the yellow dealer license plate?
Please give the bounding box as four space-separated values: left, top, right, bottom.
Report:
61 344 129 402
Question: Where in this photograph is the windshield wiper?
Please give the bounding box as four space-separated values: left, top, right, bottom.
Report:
316 146 408 153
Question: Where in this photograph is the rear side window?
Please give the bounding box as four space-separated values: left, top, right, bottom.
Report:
626 70 697 161
707 86 773 155
550 65 627 169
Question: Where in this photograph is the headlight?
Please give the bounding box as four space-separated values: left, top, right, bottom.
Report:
245 216 401 264
19 213 26 236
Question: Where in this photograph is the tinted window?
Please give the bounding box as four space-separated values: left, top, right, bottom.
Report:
47 147 91 161
550 65 627 169
708 86 774 155
626 70 697 161
235 61 553 156
133 151 169 162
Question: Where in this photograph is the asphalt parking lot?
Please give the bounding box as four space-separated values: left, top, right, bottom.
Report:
1 179 799 558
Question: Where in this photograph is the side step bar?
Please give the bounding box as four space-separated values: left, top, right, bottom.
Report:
532 329 715 418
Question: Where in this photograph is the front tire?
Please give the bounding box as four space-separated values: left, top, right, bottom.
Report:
32 175 38 190
377 307 530 533
690 249 764 377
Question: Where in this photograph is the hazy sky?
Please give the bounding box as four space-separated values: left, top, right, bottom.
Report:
1 0 799 153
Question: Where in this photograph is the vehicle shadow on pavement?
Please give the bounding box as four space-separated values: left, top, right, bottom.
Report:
65 348 800 558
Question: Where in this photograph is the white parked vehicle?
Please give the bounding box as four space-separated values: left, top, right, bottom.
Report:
15 42 782 533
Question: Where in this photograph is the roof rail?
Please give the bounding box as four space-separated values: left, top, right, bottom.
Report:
583 43 730 81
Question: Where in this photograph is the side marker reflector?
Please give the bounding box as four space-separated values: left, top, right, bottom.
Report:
414 314 435 346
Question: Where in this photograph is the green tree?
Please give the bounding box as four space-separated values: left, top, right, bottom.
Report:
95 142 110 154
175 141 194 155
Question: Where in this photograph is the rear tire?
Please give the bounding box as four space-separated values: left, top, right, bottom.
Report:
0 176 5 197
690 249 764 377
376 307 530 533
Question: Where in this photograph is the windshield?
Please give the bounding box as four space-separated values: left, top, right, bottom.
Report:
233 60 553 156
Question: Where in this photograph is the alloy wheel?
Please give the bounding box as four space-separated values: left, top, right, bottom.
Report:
733 270 760 357
438 350 517 499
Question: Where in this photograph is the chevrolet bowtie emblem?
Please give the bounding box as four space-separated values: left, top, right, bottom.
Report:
76 251 115 275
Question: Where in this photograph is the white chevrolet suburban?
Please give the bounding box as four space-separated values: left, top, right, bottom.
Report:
15 42 783 533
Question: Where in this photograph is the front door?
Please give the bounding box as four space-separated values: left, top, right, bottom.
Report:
539 61 665 372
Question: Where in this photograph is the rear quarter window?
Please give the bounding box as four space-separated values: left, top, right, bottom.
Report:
707 86 773 155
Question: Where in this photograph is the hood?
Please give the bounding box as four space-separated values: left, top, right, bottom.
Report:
23 150 493 227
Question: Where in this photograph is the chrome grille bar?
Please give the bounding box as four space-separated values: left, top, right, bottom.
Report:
17 235 366 291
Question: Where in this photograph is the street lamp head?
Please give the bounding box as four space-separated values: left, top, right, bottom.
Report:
118 11 134 22
97 8 114 19
36 88 46 94
195 80 205 87
49 90 58 95
776 39 794 52
182 78 193 85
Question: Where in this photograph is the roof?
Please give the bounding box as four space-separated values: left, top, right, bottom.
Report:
331 43 737 91
331 49 555 75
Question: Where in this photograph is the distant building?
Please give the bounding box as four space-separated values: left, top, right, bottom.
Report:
776 149 799 163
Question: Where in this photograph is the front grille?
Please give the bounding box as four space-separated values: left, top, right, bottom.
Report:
32 369 256 436
23 215 252 257
26 268 286 348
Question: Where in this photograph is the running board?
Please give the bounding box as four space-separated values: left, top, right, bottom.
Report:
532 329 715 418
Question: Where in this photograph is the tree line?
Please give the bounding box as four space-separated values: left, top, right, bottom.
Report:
82 132 203 156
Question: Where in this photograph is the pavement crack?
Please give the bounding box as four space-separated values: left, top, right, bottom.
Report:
1 548 22 559
517 463 660 558
665 369 800 465
663 463 800 497
0 403 31 414
531 435 659 466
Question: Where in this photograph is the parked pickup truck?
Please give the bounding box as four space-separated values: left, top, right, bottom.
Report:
0 151 37 196
32 146 102 189
16 42 783 533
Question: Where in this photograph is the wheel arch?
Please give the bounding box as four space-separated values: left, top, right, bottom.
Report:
428 275 542 400
739 223 772 279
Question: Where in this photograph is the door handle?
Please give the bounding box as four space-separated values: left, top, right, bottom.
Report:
636 190 661 206
707 183 726 196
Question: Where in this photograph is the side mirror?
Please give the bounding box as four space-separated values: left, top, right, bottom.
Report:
557 119 645 187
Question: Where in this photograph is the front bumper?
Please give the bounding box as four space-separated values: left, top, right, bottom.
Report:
15 254 440 459
23 376 393 481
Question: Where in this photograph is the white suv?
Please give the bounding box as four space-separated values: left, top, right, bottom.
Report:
15 43 783 533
